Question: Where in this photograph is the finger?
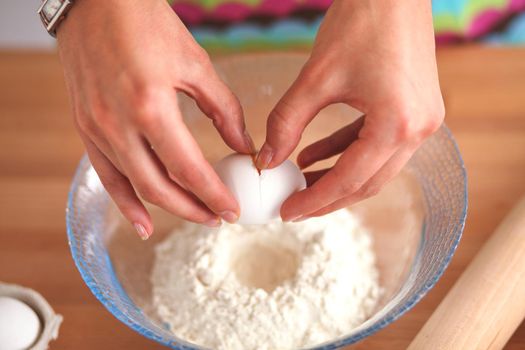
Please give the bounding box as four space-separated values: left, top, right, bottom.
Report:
303 144 419 218
304 168 330 187
256 64 332 170
297 116 365 169
73 113 126 174
110 130 221 226
83 138 153 240
186 67 255 154
90 136 124 173
281 129 399 221
140 101 241 223
129 89 241 220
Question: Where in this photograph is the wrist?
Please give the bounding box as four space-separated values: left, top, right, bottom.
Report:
56 0 102 42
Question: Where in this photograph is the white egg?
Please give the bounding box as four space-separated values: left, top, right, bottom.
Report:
0 297 41 350
215 153 306 224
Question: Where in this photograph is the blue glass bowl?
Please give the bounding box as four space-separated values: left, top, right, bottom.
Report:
66 53 467 349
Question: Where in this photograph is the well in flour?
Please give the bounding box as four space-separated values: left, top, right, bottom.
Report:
151 209 382 350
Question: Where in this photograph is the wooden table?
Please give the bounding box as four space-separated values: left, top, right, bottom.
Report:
0 46 524 349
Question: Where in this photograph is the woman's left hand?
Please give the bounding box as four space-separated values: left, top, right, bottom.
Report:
256 0 445 221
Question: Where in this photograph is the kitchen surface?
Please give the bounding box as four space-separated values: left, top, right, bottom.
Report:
0 46 524 349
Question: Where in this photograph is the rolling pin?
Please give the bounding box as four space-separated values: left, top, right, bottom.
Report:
408 196 525 350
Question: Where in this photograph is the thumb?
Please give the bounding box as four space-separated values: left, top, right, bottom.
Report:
256 65 330 169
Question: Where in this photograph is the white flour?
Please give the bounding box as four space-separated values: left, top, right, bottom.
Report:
151 210 381 350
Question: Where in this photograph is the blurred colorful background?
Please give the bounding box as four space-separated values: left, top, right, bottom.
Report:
166 0 525 50
1 0 524 50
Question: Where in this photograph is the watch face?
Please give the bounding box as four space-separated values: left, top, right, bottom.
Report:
42 0 63 21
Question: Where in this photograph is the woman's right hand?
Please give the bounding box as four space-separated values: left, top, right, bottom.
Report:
57 0 255 239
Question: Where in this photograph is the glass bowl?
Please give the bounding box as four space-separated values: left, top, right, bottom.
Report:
66 53 467 349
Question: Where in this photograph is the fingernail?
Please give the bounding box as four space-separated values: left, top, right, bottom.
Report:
204 217 222 227
256 144 273 170
282 214 301 222
220 210 238 223
243 130 256 154
134 223 149 240
292 216 309 222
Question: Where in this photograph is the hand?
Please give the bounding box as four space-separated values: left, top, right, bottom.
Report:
256 0 445 221
58 0 255 238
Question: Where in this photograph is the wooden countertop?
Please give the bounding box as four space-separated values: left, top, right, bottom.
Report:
0 46 524 349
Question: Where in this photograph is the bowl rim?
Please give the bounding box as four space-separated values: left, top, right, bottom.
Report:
66 127 467 349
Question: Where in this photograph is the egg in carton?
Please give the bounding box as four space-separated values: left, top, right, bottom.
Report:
0 282 62 350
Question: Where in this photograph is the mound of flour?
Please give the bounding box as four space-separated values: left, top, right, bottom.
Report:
151 209 381 350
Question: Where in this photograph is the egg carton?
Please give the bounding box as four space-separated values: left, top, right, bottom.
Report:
0 282 62 350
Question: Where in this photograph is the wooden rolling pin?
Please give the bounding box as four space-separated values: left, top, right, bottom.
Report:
408 196 525 350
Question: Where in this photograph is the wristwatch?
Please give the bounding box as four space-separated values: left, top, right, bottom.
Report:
37 0 74 38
